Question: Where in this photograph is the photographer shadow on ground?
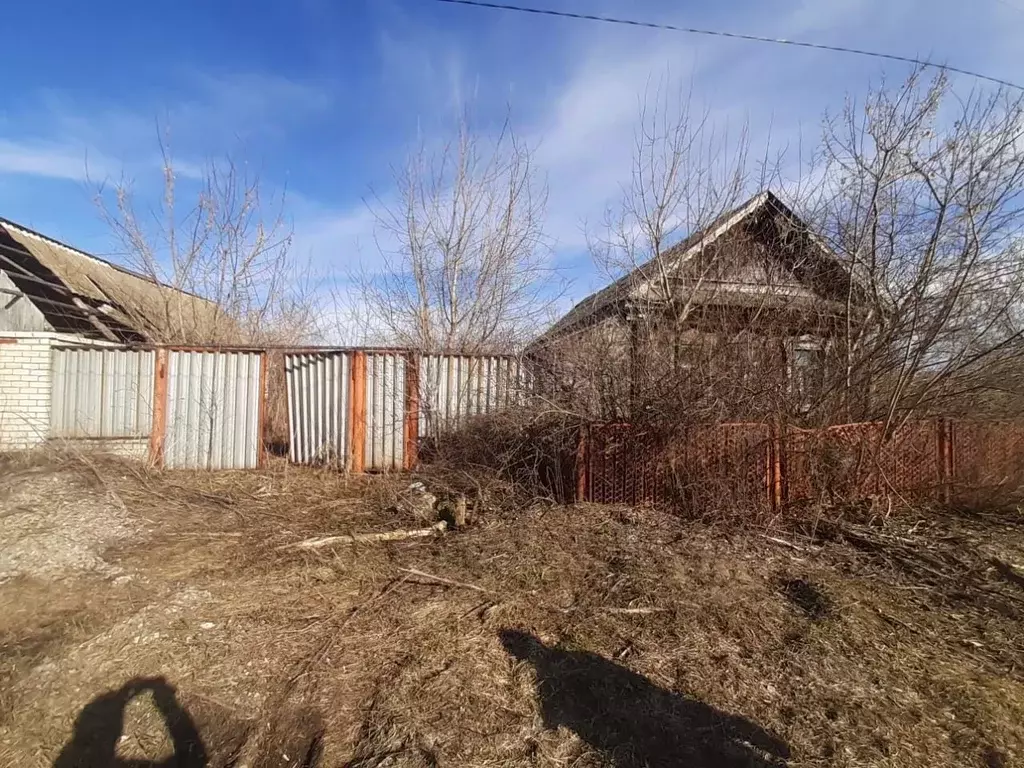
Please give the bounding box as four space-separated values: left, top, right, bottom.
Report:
500 629 790 767
53 676 207 768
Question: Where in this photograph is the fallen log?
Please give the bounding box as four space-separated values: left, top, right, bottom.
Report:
398 567 494 594
762 535 806 552
604 607 667 615
278 521 448 551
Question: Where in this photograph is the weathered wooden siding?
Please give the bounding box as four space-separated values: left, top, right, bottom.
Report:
0 271 51 332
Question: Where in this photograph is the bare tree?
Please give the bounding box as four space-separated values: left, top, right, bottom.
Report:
97 140 320 346
539 70 1024 431
518 71 1024 513
808 67 1024 427
96 138 322 449
357 117 557 354
592 85 757 286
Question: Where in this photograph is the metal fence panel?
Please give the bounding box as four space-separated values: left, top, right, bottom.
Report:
51 347 155 438
282 350 530 471
365 352 406 471
587 424 664 505
585 419 993 510
284 352 350 465
586 422 771 508
783 421 943 503
951 420 1024 505
164 350 262 469
419 355 528 437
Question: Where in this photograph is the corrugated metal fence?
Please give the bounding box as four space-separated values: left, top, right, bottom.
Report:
365 351 407 471
163 350 264 469
285 351 351 465
47 346 526 472
419 355 529 438
51 347 155 438
50 346 265 469
286 350 528 471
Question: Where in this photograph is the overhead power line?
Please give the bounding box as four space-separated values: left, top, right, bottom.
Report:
432 0 1024 93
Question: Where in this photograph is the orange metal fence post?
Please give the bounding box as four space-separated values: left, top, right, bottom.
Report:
575 426 589 503
404 353 420 471
349 351 366 473
770 420 783 511
148 348 169 468
941 418 954 504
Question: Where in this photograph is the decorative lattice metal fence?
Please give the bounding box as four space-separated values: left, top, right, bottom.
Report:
581 419 1024 510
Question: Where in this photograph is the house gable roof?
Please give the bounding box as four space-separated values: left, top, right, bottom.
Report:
0 217 220 342
533 190 851 345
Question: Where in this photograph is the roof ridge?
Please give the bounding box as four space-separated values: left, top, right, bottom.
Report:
0 216 215 304
0 216 162 282
529 189 844 346
531 192 775 344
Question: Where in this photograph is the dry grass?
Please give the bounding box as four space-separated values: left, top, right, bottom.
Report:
1 450 1023 766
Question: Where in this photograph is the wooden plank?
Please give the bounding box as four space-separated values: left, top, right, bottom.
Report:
404 352 420 471
148 348 169 468
350 350 366 473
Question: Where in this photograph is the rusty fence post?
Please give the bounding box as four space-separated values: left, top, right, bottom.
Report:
148 348 169 468
349 350 367 473
769 420 783 511
404 352 420 471
940 418 954 505
575 425 589 503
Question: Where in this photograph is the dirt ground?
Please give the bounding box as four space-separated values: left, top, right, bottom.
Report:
2 452 1024 767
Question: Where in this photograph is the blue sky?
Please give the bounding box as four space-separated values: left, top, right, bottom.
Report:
2 0 1024 332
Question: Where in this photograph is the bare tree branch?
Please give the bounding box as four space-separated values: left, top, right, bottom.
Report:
354 114 562 354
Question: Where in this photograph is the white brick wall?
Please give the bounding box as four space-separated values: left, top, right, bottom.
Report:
0 332 119 451
0 333 55 449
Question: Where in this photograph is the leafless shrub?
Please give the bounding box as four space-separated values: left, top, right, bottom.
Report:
424 407 582 504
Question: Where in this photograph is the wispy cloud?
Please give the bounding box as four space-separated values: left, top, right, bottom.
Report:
510 0 1004 264
527 46 696 256
4 0 1024 324
173 70 334 143
0 70 334 187
0 139 113 182
290 202 380 277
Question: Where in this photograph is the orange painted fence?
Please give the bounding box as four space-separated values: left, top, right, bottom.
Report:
578 420 1024 509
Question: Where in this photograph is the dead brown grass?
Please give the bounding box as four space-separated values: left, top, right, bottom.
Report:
1 451 1023 766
